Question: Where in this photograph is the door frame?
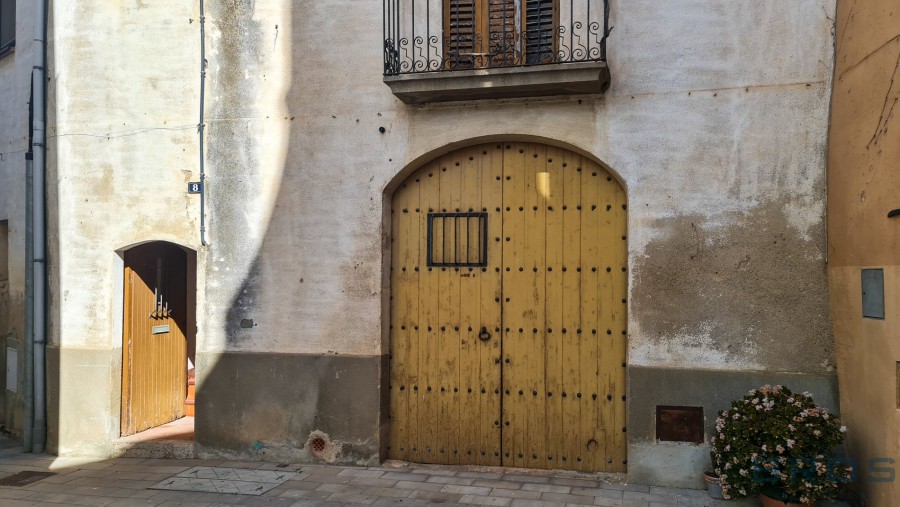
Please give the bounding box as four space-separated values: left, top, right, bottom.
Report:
380 136 630 468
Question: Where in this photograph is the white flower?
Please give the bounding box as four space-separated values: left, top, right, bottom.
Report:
786 439 795 448
840 425 847 433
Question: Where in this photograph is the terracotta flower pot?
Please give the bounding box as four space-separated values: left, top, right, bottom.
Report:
759 492 810 507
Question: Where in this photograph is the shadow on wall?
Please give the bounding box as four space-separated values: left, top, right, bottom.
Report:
193 1 384 464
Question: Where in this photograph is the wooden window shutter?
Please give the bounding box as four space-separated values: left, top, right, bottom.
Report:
487 0 518 65
444 0 556 68
444 0 482 68
524 0 556 63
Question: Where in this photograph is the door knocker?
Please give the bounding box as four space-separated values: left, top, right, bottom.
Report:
478 327 491 342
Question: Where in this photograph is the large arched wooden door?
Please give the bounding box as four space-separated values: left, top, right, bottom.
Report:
121 242 188 436
389 142 627 472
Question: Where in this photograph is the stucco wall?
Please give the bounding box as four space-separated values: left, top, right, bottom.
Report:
0 0 36 436
42 0 840 486
194 0 839 482
828 0 900 505
46 0 203 455
205 0 837 365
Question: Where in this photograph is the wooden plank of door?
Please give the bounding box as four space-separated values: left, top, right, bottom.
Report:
579 155 602 471
521 141 547 469
389 178 410 460
594 161 616 471
480 144 503 466
559 147 583 471
612 180 628 471
420 159 441 463
501 141 529 468
441 149 463 464
414 163 430 463
121 265 134 435
457 145 480 464
543 142 564 470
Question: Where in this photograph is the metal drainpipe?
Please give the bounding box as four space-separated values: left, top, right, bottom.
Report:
24 151 33 452
31 0 48 454
199 0 207 246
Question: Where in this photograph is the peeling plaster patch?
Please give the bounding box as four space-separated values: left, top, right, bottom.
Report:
630 202 833 373
782 196 825 245
630 322 763 370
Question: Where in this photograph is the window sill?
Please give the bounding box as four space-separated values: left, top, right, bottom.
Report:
383 61 610 105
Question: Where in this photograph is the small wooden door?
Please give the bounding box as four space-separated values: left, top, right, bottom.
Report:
121 242 188 436
389 142 627 472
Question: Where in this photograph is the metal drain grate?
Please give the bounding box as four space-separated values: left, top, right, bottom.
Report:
310 437 326 456
0 471 56 487
149 466 299 496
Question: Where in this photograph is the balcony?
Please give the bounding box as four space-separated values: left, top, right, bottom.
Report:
383 0 611 104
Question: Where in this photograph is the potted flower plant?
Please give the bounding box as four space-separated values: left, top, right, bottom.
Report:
710 385 852 506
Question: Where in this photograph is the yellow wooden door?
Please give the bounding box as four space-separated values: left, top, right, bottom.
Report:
389 142 627 472
500 143 627 472
390 144 504 465
121 243 188 436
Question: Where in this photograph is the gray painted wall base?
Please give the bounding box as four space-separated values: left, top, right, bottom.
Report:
627 366 839 488
195 352 384 466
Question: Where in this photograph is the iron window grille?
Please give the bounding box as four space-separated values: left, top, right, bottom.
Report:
427 212 488 267
384 0 611 75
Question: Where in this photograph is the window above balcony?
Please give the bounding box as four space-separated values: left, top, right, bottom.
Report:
383 0 611 104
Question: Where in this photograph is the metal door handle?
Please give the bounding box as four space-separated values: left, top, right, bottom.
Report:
478 327 491 342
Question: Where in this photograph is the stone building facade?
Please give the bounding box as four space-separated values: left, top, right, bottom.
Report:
0 0 842 490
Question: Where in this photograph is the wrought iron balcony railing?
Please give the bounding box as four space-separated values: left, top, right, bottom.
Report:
384 0 611 76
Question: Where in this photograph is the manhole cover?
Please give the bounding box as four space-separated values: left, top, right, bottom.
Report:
0 471 56 487
150 467 298 496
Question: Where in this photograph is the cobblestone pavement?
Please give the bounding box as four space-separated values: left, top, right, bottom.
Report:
0 438 753 507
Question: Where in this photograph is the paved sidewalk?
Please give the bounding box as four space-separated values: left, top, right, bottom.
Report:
0 437 748 507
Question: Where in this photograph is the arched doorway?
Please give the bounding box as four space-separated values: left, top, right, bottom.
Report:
388 141 627 472
120 241 195 436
